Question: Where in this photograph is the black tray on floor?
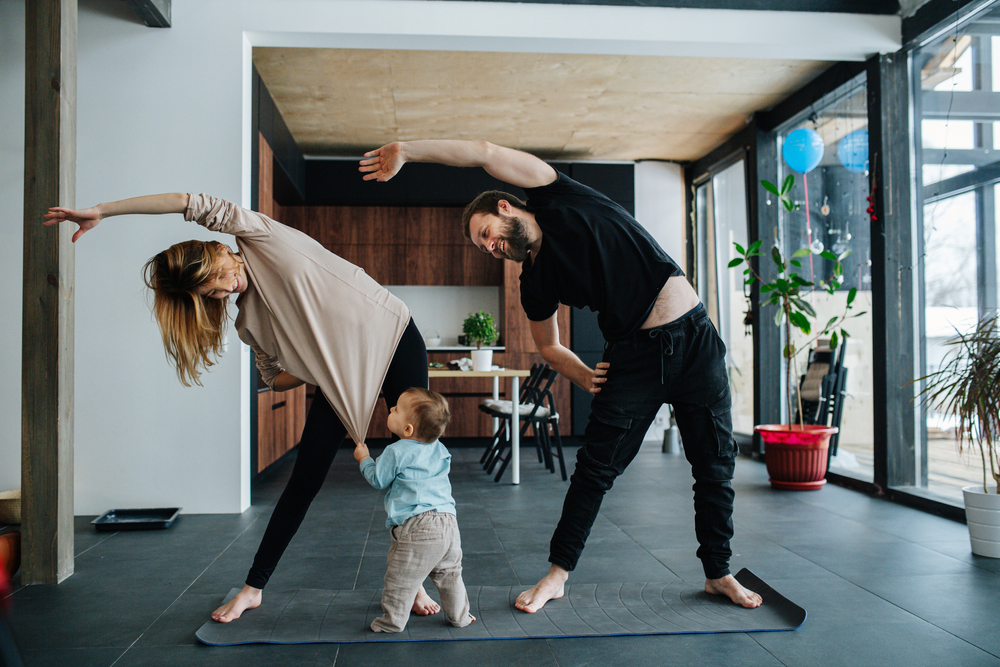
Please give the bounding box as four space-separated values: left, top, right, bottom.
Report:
91 508 181 531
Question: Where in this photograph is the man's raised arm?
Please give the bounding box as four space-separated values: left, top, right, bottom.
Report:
360 140 557 190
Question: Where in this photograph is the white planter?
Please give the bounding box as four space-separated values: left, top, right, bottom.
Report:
963 485 1000 558
471 349 493 371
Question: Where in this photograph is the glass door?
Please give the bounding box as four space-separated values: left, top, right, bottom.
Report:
694 159 754 438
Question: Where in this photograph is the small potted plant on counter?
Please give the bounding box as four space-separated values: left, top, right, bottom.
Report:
729 175 862 489
463 310 498 371
916 315 1000 558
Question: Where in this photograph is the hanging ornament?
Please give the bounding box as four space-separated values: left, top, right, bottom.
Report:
782 128 825 174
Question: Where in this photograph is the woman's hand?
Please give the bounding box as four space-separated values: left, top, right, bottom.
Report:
43 205 102 243
359 142 405 182
354 442 370 463
589 362 610 395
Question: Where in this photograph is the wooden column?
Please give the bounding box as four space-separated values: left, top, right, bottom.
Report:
22 0 77 584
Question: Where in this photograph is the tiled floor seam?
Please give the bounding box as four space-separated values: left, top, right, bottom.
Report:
847 578 1000 659
105 508 272 661
747 632 794 666
352 491 385 590
472 474 523 589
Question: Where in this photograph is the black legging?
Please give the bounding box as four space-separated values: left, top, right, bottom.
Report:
245 318 428 589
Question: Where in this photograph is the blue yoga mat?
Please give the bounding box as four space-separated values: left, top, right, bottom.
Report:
195 568 805 645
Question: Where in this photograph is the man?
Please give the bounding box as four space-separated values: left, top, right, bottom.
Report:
360 140 761 612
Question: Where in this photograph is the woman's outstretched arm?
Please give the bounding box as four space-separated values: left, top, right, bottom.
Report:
43 193 191 243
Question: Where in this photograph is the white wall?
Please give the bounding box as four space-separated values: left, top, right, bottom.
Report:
71 1 251 515
386 286 501 348
2 0 251 514
634 161 686 273
633 161 686 442
0 1 901 515
0 1 26 496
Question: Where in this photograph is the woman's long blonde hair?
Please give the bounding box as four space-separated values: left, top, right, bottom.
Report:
142 240 231 386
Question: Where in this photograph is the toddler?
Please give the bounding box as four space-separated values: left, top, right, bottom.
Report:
354 387 475 633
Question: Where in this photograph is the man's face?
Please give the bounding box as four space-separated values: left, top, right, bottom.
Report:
469 209 531 262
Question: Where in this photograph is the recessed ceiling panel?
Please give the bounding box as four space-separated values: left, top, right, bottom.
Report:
254 47 832 161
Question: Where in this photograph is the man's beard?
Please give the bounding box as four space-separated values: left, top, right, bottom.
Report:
498 214 532 262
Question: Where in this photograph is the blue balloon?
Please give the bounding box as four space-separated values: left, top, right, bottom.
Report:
837 128 869 174
782 128 825 174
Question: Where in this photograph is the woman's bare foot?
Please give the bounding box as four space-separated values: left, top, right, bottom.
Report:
705 575 763 608
412 586 441 616
211 584 262 623
515 565 568 613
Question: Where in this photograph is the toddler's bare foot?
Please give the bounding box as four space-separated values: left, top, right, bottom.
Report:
515 565 568 613
212 584 262 623
705 575 762 608
412 586 441 616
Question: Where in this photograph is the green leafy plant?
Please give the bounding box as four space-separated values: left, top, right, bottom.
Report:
729 176 864 425
761 175 800 212
916 316 1000 494
463 310 497 349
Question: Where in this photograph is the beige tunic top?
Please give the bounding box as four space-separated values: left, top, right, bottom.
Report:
185 194 411 444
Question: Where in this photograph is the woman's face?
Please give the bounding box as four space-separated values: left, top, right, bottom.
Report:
198 244 248 300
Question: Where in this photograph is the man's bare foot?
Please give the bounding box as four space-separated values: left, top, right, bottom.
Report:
212 584 262 623
412 586 441 616
515 565 568 613
705 575 763 608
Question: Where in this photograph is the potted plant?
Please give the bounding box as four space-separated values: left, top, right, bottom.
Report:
729 175 861 489
916 315 1000 558
463 310 498 371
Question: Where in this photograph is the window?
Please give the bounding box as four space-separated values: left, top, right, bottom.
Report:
774 78 875 481
912 7 1000 501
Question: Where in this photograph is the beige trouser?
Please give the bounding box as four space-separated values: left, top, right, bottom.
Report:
371 511 474 633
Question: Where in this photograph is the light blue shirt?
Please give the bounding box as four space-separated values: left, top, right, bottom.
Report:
359 438 457 528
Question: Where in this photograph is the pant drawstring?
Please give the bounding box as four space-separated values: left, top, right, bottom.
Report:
648 328 674 385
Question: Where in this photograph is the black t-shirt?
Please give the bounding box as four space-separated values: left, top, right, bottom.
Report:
519 172 683 341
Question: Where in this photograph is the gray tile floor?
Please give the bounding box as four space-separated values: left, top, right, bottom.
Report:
5 440 1000 666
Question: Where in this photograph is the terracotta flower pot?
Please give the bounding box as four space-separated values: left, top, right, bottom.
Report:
756 424 838 490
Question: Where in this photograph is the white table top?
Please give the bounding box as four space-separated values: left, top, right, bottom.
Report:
428 369 531 378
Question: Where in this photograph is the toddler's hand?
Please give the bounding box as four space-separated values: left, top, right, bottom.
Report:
354 441 370 462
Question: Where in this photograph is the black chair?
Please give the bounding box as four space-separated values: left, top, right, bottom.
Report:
795 338 849 463
480 366 566 482
479 363 544 469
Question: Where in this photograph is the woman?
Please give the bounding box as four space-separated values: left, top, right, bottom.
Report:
44 193 441 622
